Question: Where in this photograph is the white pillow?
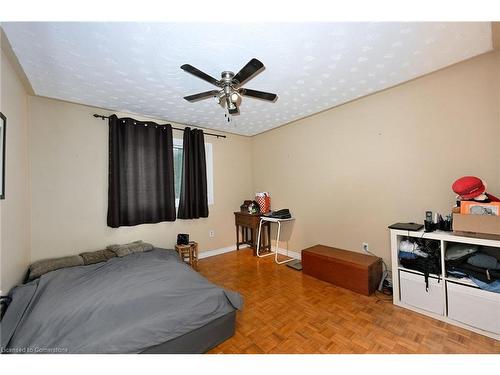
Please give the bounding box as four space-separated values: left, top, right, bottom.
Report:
445 244 478 260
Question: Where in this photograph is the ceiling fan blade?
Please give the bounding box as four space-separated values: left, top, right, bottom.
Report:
239 88 277 102
180 64 220 87
183 90 220 102
233 58 264 85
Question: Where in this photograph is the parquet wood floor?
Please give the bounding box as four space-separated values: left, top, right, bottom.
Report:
198 248 500 354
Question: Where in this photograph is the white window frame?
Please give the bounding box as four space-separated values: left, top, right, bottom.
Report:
173 138 214 207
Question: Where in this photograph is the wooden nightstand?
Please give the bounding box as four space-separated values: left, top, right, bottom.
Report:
175 242 198 270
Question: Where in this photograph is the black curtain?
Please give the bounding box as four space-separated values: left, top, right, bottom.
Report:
178 128 209 219
107 115 176 227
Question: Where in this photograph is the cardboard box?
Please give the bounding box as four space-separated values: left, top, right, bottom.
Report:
453 213 500 236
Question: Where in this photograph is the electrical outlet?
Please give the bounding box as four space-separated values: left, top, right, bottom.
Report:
362 242 369 253
209 230 215 238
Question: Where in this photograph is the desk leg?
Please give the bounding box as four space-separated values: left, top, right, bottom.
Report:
192 243 198 270
267 222 271 252
257 219 274 258
275 220 294 265
251 228 254 254
236 224 239 250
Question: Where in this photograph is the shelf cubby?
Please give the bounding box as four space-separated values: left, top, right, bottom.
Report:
390 228 500 340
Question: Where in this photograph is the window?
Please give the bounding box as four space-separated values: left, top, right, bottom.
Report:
173 138 213 207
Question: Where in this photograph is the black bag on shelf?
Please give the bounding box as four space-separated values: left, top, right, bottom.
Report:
449 262 500 284
400 257 441 291
399 238 441 291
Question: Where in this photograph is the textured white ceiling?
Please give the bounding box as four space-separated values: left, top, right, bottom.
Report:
2 22 493 136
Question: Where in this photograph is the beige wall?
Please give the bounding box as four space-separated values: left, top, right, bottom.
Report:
28 96 253 262
0 50 31 293
2 37 499 289
252 50 500 267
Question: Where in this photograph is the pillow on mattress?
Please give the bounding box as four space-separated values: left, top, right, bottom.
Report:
79 249 116 265
107 241 154 257
28 255 84 281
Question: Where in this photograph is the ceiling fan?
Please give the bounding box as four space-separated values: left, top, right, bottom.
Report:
180 58 277 117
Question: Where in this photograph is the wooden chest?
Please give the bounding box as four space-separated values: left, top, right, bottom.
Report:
302 245 383 296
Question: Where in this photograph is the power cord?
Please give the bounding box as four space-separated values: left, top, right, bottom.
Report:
364 248 388 272
363 248 392 296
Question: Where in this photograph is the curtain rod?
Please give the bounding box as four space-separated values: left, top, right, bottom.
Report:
93 114 227 139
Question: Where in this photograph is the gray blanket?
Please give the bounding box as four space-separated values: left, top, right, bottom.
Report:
1 248 242 354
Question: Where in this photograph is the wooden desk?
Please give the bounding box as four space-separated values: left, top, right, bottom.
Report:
234 212 271 256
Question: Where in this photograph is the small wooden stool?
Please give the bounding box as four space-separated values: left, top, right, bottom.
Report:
175 242 198 270
189 241 198 270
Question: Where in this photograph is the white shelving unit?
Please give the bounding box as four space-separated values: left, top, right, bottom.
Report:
390 229 500 340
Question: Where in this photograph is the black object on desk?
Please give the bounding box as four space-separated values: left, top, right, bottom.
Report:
264 209 292 219
424 220 436 232
177 233 189 245
388 222 424 231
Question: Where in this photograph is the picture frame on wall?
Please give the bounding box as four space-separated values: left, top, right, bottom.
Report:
0 112 5 200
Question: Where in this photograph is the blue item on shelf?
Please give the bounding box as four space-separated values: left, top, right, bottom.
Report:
470 276 500 294
398 251 418 260
467 253 500 270
447 269 468 278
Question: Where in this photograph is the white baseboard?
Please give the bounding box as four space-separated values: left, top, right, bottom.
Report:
198 244 248 259
198 244 301 260
275 247 301 260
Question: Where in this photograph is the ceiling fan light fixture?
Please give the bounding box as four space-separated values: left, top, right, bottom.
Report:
215 91 225 105
228 105 239 115
230 92 240 104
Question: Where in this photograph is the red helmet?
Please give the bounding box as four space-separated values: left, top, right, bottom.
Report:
452 176 486 199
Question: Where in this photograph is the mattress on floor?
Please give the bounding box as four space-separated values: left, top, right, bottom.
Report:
1 248 243 354
140 310 236 354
